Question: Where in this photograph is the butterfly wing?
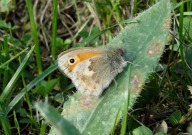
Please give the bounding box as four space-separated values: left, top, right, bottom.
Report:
58 47 126 97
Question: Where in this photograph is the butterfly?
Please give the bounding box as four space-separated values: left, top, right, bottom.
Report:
58 47 127 97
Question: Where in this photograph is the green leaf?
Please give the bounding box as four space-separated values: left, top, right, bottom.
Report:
50 0 171 134
56 37 65 47
0 0 15 12
168 110 182 125
0 20 18 31
127 118 140 132
33 79 59 96
0 20 11 29
155 132 166 135
132 126 153 135
35 101 80 135
16 108 28 117
185 47 192 80
183 17 192 38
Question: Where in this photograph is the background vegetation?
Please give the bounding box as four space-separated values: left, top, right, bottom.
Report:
0 0 192 134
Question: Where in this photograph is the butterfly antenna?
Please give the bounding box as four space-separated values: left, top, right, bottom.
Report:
124 60 140 66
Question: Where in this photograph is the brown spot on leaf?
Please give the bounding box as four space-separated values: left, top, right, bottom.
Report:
130 73 144 94
163 17 171 30
78 95 98 110
147 41 163 56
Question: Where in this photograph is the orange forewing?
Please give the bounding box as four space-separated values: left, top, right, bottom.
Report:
68 51 101 72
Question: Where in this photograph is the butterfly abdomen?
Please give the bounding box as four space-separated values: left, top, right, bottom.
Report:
107 48 127 74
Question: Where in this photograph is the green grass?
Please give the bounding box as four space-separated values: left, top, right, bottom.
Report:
0 0 192 135
26 0 42 74
51 0 58 60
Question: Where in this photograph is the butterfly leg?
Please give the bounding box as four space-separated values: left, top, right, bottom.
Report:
113 79 118 90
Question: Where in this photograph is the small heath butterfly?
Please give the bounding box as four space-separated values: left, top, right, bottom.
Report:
58 47 127 97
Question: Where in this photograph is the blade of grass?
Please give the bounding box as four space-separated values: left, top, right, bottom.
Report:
75 20 136 47
2 68 9 90
3 35 9 58
111 108 121 135
0 46 35 103
173 0 191 10
13 111 20 135
133 0 138 14
20 57 39 129
0 45 2 84
39 121 47 135
0 106 12 135
73 0 81 26
120 66 132 135
178 2 190 84
0 47 28 68
35 101 80 135
25 0 42 74
2 35 9 89
51 0 58 60
7 63 57 114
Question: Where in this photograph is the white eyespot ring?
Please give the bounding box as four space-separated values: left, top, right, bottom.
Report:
68 57 75 65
